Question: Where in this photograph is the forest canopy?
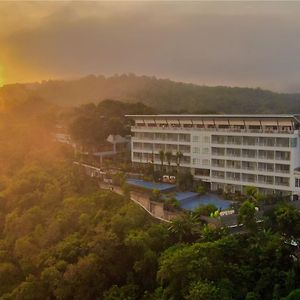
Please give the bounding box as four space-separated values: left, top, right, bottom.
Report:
0 98 300 299
1 74 300 114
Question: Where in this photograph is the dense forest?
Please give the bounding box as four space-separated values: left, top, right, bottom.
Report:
1 74 300 113
67 99 155 148
0 99 300 299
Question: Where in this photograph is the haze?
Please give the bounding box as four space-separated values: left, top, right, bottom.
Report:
1 1 300 92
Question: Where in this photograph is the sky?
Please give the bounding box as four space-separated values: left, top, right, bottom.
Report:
1 1 300 92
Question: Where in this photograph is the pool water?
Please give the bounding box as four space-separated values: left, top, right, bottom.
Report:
126 179 176 191
177 193 231 211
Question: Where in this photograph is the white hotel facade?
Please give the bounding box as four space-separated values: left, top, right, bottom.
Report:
127 114 300 199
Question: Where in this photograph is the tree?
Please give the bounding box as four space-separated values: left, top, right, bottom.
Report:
103 284 140 300
177 172 194 191
150 189 161 202
168 214 202 243
245 186 263 204
194 204 217 217
274 204 300 239
176 151 183 173
185 281 222 300
196 184 206 195
245 186 258 199
238 201 257 232
164 197 180 211
122 183 131 200
165 151 172 173
159 150 165 172
283 289 300 300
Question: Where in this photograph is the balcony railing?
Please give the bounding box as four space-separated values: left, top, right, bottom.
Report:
258 168 274 172
132 126 293 134
212 175 225 179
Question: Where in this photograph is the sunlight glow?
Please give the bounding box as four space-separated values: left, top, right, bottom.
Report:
0 65 3 87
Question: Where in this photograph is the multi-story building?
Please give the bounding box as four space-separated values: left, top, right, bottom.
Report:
127 114 300 199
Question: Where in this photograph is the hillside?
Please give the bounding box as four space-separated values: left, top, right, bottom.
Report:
1 81 300 300
1 74 300 113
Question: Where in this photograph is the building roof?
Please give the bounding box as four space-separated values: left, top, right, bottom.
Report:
126 114 300 125
126 114 300 118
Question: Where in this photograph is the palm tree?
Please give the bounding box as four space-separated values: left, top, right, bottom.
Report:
176 151 183 173
159 150 165 172
151 150 154 164
168 214 202 243
165 151 172 173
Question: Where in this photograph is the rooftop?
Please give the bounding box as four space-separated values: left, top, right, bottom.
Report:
126 114 300 120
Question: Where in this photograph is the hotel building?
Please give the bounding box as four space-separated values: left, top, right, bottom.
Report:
127 114 300 199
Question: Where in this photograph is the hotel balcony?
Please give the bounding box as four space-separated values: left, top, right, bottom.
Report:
275 177 290 186
226 172 241 181
211 159 226 168
132 125 294 135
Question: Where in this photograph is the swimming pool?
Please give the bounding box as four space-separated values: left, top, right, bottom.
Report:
126 179 176 192
178 193 231 211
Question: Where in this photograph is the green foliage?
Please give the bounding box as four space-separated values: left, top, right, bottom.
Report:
245 186 258 199
245 292 260 300
104 284 140 300
177 172 194 191
274 204 300 239
196 184 206 195
112 172 126 186
175 151 183 169
164 197 180 211
150 189 161 202
283 289 300 300
3 74 300 114
159 150 165 172
168 214 203 243
185 281 222 300
238 200 257 231
2 92 300 300
194 204 217 217
122 183 131 200
69 99 154 148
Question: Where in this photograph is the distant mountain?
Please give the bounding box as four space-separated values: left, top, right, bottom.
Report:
1 74 300 113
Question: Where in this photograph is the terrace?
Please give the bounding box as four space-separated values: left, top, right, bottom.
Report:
126 179 232 211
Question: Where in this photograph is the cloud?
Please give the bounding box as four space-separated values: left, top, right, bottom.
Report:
1 1 300 91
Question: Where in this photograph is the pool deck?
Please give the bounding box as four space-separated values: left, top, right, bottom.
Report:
126 179 231 211
126 179 176 192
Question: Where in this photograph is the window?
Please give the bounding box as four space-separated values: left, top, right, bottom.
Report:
192 136 199 142
296 178 300 187
202 148 209 154
192 158 201 165
193 147 200 154
203 136 210 143
290 138 297 148
202 159 210 166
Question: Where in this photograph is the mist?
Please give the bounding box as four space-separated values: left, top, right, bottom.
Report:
1 1 300 92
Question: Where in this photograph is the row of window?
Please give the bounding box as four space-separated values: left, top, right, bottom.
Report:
192 135 210 143
133 132 191 142
211 135 296 148
132 142 190 153
212 147 291 161
192 158 210 166
211 171 290 186
192 147 210 154
211 159 290 173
